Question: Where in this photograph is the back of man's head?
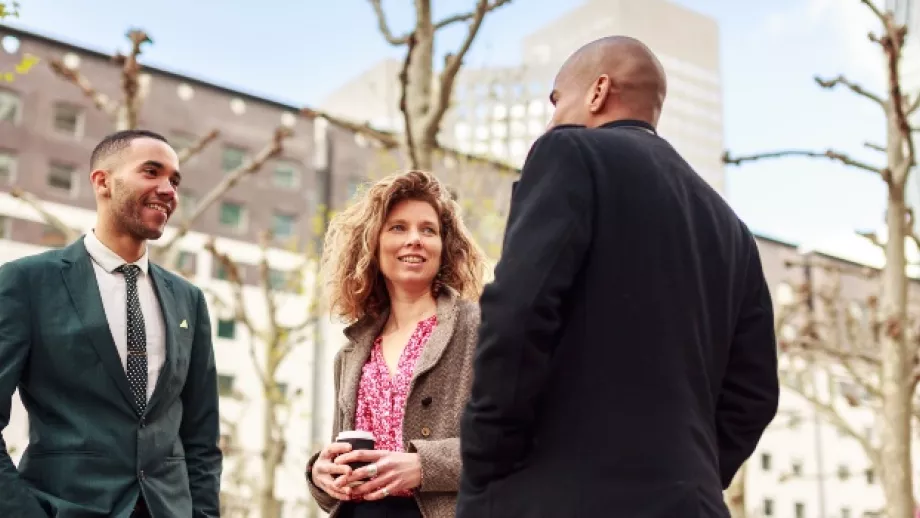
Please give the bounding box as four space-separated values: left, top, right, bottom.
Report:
548 36 667 129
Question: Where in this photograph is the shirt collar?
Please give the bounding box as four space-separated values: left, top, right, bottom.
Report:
84 230 150 275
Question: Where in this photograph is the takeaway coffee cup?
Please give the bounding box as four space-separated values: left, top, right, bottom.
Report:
335 430 376 470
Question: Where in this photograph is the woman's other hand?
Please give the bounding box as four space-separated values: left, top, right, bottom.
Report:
311 442 354 501
334 449 422 500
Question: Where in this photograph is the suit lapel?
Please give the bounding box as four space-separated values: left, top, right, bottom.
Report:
146 265 177 414
60 239 136 410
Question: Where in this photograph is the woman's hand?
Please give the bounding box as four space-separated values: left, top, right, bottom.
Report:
310 442 354 501
334 450 422 500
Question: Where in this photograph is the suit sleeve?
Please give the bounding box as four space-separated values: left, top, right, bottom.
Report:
0 261 47 518
180 288 223 517
716 238 779 488
459 129 594 491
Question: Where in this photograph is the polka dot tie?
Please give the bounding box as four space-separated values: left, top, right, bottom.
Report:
116 264 147 414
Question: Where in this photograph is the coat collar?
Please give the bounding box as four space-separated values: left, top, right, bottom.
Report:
336 287 464 425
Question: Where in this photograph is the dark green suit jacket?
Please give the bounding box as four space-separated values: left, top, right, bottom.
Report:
0 238 223 517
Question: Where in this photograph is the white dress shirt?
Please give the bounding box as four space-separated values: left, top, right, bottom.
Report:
84 230 166 401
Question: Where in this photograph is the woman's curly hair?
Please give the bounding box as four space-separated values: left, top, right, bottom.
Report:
319 170 486 323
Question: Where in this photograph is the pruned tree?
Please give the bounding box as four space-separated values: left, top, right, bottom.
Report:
205 226 327 518
723 5 918 514
367 0 512 170
9 29 293 271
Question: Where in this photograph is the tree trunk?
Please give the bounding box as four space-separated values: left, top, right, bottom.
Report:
877 110 915 518
723 462 747 518
404 0 435 171
259 403 281 518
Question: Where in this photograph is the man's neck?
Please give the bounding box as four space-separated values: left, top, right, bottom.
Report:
93 221 146 263
385 286 437 332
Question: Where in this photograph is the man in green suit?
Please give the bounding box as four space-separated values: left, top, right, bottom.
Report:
0 130 223 517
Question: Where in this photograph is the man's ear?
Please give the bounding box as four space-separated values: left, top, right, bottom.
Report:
90 168 110 198
587 74 613 114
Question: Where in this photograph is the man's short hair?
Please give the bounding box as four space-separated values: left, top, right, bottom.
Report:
89 129 168 170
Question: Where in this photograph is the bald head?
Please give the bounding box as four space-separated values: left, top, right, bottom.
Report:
548 36 667 129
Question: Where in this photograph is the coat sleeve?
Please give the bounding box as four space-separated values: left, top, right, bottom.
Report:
716 236 779 487
180 288 223 517
459 128 594 493
0 261 47 518
307 350 345 512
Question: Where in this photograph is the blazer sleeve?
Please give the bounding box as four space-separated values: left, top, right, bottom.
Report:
179 288 223 517
306 350 345 512
716 237 779 488
0 261 47 518
460 128 594 491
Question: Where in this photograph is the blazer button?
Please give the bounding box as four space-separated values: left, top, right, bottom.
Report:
421 427 431 437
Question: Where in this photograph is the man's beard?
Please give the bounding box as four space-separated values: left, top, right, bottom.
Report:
111 183 165 241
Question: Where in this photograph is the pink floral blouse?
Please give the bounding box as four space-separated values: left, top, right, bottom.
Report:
354 315 438 496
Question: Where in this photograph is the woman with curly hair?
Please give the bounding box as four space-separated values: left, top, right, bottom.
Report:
306 170 486 518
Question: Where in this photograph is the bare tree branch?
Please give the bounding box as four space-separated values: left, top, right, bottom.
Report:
908 92 920 115
112 29 152 130
176 129 220 164
865 141 886 153
158 127 293 259
781 376 880 466
9 187 80 242
722 149 887 178
49 60 118 115
398 32 420 169
815 74 885 107
423 0 510 139
433 0 513 29
367 0 412 45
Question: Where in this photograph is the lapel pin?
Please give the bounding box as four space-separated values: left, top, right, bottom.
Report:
179 319 188 329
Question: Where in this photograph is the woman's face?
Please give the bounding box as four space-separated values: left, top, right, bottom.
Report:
378 199 443 294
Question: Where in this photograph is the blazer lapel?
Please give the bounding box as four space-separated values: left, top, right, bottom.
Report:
410 289 460 384
60 239 136 410
145 265 177 414
337 310 388 428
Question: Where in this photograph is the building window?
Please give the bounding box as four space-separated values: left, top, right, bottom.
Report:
0 149 16 183
268 268 288 291
837 464 851 481
0 89 21 124
216 318 236 339
271 212 295 240
47 163 76 195
221 145 247 172
170 131 198 162
0 215 9 240
841 507 851 518
760 452 771 471
176 251 195 275
52 102 83 137
214 262 230 281
273 160 301 188
218 201 246 231
794 502 804 518
217 374 235 397
762 498 773 517
178 190 198 220
866 467 876 484
791 459 803 476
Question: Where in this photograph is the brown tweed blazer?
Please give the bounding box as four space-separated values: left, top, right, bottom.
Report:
307 288 480 518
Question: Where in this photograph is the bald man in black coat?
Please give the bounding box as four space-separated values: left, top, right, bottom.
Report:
456 36 779 518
